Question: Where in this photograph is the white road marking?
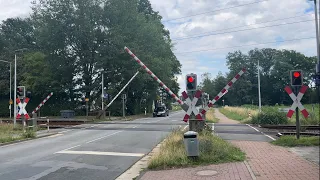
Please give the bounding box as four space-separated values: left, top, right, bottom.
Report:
90 125 97 128
85 131 121 144
56 150 144 157
59 130 71 133
246 124 260 132
59 145 81 152
261 132 276 141
246 124 276 141
132 125 138 128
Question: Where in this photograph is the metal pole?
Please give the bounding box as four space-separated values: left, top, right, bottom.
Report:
102 73 104 110
258 59 262 112
86 101 88 118
313 0 320 71
9 63 12 119
295 86 300 139
14 54 17 127
122 95 125 118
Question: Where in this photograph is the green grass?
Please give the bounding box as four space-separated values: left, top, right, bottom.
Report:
0 124 36 144
272 136 320 147
219 107 249 121
147 129 245 170
205 109 219 123
172 105 182 111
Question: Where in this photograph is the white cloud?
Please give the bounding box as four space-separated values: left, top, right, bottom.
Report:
0 0 317 96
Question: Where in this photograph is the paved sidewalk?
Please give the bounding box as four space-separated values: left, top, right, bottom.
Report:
232 141 319 180
140 162 253 180
215 108 239 124
138 109 320 180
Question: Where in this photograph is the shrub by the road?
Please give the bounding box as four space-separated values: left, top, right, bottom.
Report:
148 129 245 169
250 108 288 125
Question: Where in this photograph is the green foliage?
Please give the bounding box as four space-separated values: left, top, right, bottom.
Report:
0 0 181 117
148 129 245 169
250 108 288 125
272 136 320 147
200 48 318 106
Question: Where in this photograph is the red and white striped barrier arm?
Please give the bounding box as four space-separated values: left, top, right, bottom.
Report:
32 92 54 114
124 47 183 105
201 68 246 115
284 85 309 118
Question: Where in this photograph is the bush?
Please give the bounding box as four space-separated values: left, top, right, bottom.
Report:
251 109 288 125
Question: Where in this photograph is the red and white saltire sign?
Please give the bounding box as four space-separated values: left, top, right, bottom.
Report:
16 98 30 120
200 68 246 116
124 47 183 105
32 92 53 114
284 85 309 118
181 90 203 122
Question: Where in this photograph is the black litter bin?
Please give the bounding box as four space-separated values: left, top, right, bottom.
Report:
60 110 75 118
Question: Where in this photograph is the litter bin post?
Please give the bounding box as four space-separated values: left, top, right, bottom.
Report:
184 131 199 157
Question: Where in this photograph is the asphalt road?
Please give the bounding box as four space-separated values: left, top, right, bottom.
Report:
0 111 186 180
213 123 276 142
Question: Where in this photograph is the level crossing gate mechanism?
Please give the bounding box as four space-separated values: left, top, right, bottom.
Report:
284 85 309 118
16 98 30 120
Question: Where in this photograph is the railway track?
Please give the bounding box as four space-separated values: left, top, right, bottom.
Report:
259 125 320 131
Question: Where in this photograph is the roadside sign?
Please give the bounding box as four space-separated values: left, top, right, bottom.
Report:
85 98 89 102
284 85 309 118
16 98 30 120
181 90 203 122
9 99 13 104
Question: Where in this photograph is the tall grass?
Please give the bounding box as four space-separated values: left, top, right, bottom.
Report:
0 124 36 143
220 105 319 125
205 109 219 123
148 129 245 169
219 106 258 121
272 136 320 147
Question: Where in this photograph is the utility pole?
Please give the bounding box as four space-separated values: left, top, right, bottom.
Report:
258 59 262 112
102 73 104 110
122 94 126 118
14 54 17 127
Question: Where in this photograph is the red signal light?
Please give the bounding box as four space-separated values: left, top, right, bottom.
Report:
293 72 300 78
187 77 194 83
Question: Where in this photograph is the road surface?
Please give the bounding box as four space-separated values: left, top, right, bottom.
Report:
0 111 186 180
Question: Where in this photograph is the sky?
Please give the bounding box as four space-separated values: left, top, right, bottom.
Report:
0 0 317 94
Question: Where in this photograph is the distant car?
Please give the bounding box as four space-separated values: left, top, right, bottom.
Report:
153 106 169 117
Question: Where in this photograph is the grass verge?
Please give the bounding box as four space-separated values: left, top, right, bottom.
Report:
205 109 219 123
219 106 257 121
271 136 320 147
0 124 36 144
147 129 245 170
